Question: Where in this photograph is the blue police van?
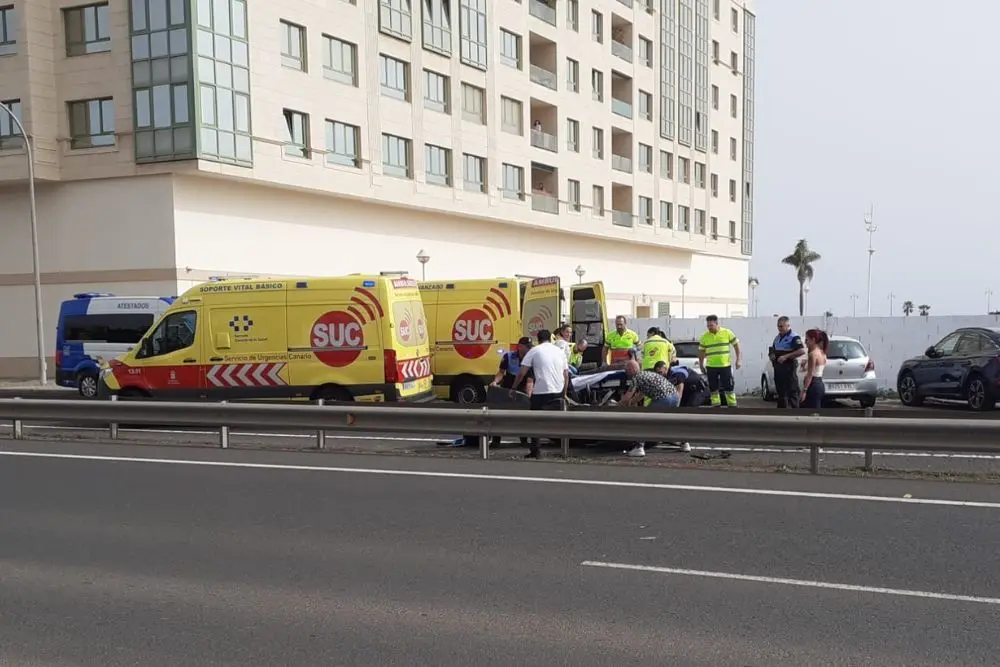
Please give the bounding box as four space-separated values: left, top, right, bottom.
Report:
55 293 174 398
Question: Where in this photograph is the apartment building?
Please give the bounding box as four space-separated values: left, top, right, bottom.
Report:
0 0 756 379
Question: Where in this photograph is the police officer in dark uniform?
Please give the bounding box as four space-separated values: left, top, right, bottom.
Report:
769 316 806 408
487 336 534 448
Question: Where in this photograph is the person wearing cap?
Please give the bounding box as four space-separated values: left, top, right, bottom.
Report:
488 336 534 449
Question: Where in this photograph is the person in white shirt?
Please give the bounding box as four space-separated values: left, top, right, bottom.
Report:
553 323 572 359
511 329 569 459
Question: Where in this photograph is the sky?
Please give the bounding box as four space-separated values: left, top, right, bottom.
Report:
752 0 999 317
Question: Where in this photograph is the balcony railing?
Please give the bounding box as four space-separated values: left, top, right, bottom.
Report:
611 39 633 62
612 210 634 227
531 192 560 214
529 0 557 26
611 97 632 118
611 154 632 173
530 129 558 152
529 64 557 90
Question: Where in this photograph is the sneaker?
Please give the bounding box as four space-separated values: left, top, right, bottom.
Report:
625 445 646 458
678 442 692 453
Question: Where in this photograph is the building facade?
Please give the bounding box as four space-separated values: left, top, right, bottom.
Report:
0 0 756 379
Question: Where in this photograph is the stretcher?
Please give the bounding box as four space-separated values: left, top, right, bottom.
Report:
569 369 628 406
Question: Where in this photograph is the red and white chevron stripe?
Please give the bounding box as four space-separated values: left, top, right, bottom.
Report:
206 363 287 388
397 357 431 380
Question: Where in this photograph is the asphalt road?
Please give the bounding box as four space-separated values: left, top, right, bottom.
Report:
1 441 999 666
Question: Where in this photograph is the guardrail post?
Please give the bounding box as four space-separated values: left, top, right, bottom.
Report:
219 400 230 449
479 405 489 460
863 406 874 470
316 398 326 450
12 396 23 440
809 412 820 474
108 394 119 440
560 398 570 458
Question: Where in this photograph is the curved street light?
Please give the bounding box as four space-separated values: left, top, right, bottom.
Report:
748 277 759 317
678 274 688 319
574 264 585 283
0 101 45 384
416 249 430 280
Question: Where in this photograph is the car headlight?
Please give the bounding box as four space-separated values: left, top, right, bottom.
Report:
100 367 114 379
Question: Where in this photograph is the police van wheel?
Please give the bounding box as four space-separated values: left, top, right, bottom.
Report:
452 378 486 405
77 371 100 399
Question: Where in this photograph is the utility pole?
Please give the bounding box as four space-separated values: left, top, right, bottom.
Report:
888 292 895 316
988 289 994 314
850 293 860 318
864 203 877 317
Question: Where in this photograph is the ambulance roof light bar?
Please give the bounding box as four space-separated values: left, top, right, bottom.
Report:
380 270 408 277
207 274 261 282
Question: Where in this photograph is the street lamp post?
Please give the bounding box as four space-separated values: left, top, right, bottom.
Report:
678 274 688 319
864 203 877 317
850 293 860 318
987 289 994 314
416 249 430 281
748 277 759 317
888 292 896 316
574 264 586 284
803 283 810 316
0 101 46 385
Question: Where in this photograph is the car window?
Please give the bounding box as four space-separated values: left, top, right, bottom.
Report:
932 332 963 356
954 334 981 356
674 342 700 358
982 335 1000 354
826 340 866 360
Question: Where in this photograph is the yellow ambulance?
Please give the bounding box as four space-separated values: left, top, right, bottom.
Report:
100 275 433 402
419 276 608 403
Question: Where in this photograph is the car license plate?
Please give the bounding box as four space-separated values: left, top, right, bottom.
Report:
826 383 850 391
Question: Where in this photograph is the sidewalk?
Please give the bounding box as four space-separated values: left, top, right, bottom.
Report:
0 381 74 399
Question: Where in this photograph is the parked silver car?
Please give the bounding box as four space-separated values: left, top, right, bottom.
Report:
673 340 701 368
761 335 877 408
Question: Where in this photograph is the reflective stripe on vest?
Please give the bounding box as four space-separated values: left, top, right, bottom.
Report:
699 328 737 368
606 329 638 350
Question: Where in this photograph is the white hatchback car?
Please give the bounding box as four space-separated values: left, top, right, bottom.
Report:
761 335 878 408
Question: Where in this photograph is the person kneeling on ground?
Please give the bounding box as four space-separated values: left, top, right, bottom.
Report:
619 360 680 458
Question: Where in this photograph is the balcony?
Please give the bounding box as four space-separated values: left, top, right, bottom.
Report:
611 40 632 63
531 162 559 214
530 64 557 90
611 154 632 173
531 192 560 214
611 97 632 118
530 129 558 152
529 0 557 26
612 210 634 227
530 98 558 153
616 0 634 7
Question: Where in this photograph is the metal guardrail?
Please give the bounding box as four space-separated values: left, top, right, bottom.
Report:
3 399 1000 473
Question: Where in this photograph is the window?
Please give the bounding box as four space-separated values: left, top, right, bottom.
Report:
502 163 524 200
0 98 22 150
729 178 736 202
710 216 719 239
711 40 719 62
592 127 604 159
500 96 522 135
591 10 602 43
729 220 737 243
422 0 452 54
677 205 690 232
592 185 605 216
380 0 413 40
694 209 706 234
710 173 718 197
425 144 452 185
567 0 578 31
730 94 738 118
0 5 15 55
323 35 357 85
282 109 310 158
678 156 690 183
638 196 653 225
591 69 603 102
63 313 155 344
566 118 579 151
64 3 111 56
730 50 738 72
459 0 488 70
500 29 521 69
711 85 718 109
731 8 739 32
379 54 410 100
382 133 412 178
711 130 718 154
463 153 486 192
567 179 581 212
461 83 485 123
135 311 197 358
638 91 652 120
659 201 672 228
68 97 115 149
424 69 450 112
660 151 673 179
729 136 737 159
280 20 306 70
638 143 652 173
325 120 361 168
566 58 579 92
638 37 652 67
694 161 705 188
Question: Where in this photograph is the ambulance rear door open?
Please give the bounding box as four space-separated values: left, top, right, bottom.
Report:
521 277 562 340
570 282 607 365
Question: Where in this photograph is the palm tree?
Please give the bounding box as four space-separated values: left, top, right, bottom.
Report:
918 304 931 316
781 239 821 316
902 300 914 316
823 310 834 317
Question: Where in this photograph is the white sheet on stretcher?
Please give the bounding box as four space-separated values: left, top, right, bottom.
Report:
571 370 626 391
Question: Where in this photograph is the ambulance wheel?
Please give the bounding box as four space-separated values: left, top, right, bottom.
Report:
77 371 100 399
314 385 354 404
451 376 486 405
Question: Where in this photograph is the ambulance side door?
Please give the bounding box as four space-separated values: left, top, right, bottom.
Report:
570 281 607 364
131 307 205 397
521 277 561 339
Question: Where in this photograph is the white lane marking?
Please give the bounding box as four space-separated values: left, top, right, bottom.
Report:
1 450 999 509
580 561 1000 606
3 423 1000 459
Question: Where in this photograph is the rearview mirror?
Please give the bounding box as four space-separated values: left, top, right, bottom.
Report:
925 346 937 358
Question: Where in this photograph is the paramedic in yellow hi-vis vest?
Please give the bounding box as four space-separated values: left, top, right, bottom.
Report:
603 316 640 365
641 327 676 371
697 314 742 407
